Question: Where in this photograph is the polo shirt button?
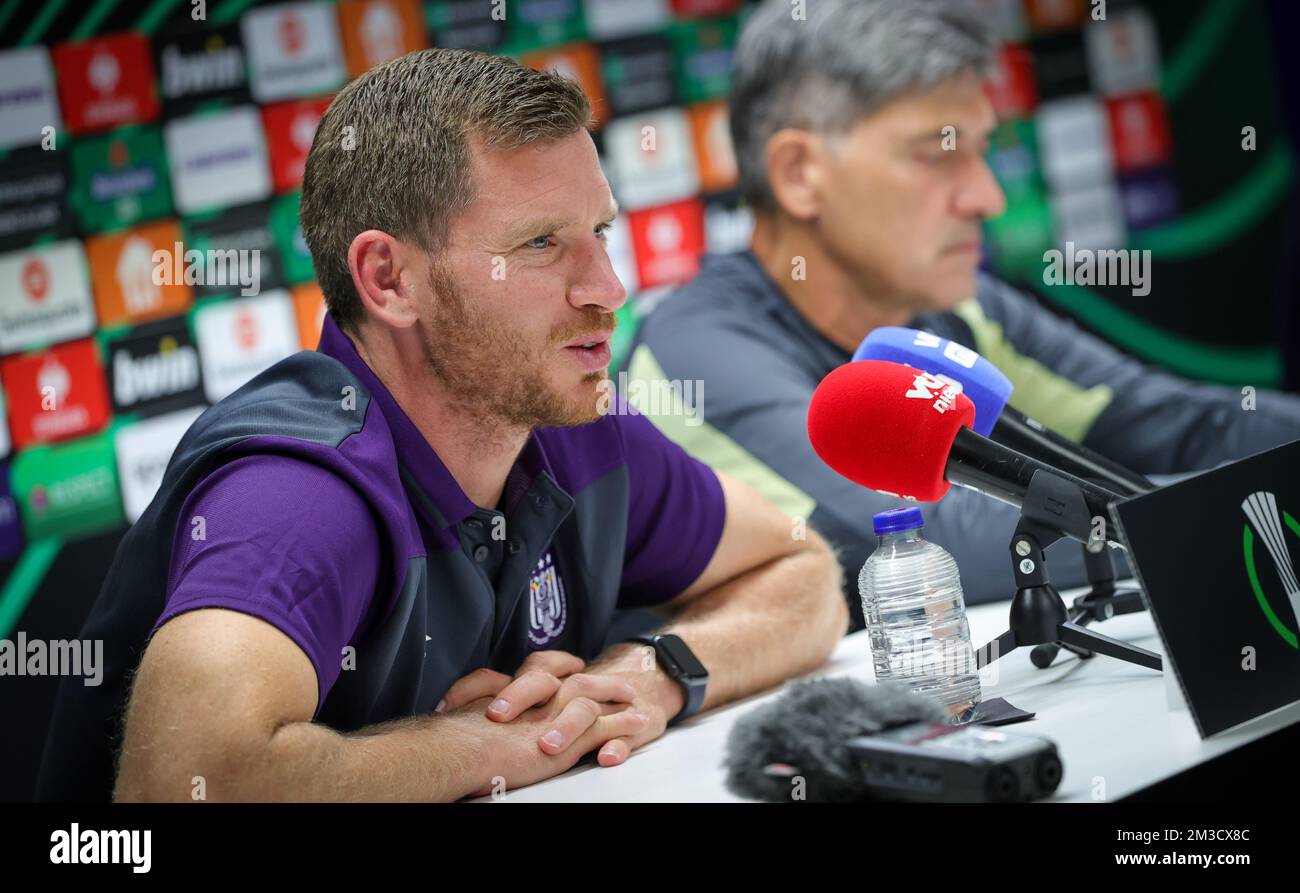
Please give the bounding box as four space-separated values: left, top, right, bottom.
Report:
533 494 547 508
507 540 521 555
473 544 490 562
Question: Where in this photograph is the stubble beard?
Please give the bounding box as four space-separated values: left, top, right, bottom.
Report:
419 263 612 434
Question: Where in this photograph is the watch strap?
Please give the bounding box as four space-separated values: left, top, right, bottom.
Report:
626 634 707 725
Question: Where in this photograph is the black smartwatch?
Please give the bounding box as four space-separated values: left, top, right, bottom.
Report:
625 633 708 726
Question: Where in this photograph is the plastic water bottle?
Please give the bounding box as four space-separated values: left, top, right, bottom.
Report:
859 507 981 721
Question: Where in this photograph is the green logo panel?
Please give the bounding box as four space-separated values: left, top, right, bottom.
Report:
985 189 1053 276
11 432 124 542
69 125 173 233
670 17 738 105
986 118 1044 204
504 0 586 54
269 191 316 285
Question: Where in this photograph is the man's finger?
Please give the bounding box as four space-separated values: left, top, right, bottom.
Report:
537 696 604 754
437 668 511 712
515 650 584 680
596 703 668 766
485 670 562 722
569 711 649 762
596 737 632 767
553 673 637 712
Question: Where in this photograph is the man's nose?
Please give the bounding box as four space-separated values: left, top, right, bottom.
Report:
956 156 1007 220
568 237 627 314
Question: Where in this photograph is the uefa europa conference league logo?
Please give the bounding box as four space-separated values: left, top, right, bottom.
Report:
1241 491 1300 649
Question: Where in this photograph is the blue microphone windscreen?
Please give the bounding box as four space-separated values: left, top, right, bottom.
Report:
853 327 1013 436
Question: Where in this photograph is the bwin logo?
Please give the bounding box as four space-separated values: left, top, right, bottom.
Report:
1241 490 1300 649
904 371 962 414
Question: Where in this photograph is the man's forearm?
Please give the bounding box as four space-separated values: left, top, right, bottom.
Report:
116 711 490 803
267 713 490 801
592 536 847 716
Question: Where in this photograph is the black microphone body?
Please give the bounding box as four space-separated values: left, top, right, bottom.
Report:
990 408 1154 497
946 426 1126 547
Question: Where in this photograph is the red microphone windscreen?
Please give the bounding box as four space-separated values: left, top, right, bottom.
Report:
806 359 976 502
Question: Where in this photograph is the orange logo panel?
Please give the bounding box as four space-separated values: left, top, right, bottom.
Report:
291 282 327 349
338 0 429 77
521 42 607 128
86 219 193 327
689 101 737 193
1024 0 1086 32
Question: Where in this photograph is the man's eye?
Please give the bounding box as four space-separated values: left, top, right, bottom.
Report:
595 222 613 240
525 235 553 250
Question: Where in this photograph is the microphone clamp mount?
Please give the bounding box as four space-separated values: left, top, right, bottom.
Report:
974 469 1162 673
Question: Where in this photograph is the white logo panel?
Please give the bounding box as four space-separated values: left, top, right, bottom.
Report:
0 47 62 150
1085 8 1161 97
603 108 699 211
1036 97 1113 192
164 105 271 215
115 406 205 523
242 1 346 103
194 291 299 402
0 387 9 459
0 240 96 353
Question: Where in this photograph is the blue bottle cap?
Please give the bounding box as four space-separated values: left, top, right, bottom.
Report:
873 507 924 535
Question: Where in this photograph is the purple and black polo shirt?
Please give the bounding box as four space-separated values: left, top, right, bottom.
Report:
37 314 725 801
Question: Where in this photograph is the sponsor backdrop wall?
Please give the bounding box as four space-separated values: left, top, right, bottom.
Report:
0 0 1296 800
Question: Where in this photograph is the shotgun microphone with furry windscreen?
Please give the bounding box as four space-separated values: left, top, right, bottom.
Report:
724 677 1063 803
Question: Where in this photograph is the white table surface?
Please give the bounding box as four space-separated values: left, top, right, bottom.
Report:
484 583 1300 802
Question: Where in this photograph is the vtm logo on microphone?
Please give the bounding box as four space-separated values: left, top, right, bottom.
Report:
904 370 963 415
911 331 980 369
1241 491 1300 649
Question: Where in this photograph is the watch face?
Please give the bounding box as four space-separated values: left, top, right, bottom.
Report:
659 635 707 678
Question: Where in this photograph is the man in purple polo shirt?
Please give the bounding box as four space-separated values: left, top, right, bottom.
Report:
57 49 848 802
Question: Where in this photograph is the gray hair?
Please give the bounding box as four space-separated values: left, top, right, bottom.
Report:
730 0 996 211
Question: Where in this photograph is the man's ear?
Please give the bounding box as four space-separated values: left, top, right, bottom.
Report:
764 129 829 221
347 230 423 329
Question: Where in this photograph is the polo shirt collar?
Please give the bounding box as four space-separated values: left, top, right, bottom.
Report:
316 314 568 533
317 313 477 530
